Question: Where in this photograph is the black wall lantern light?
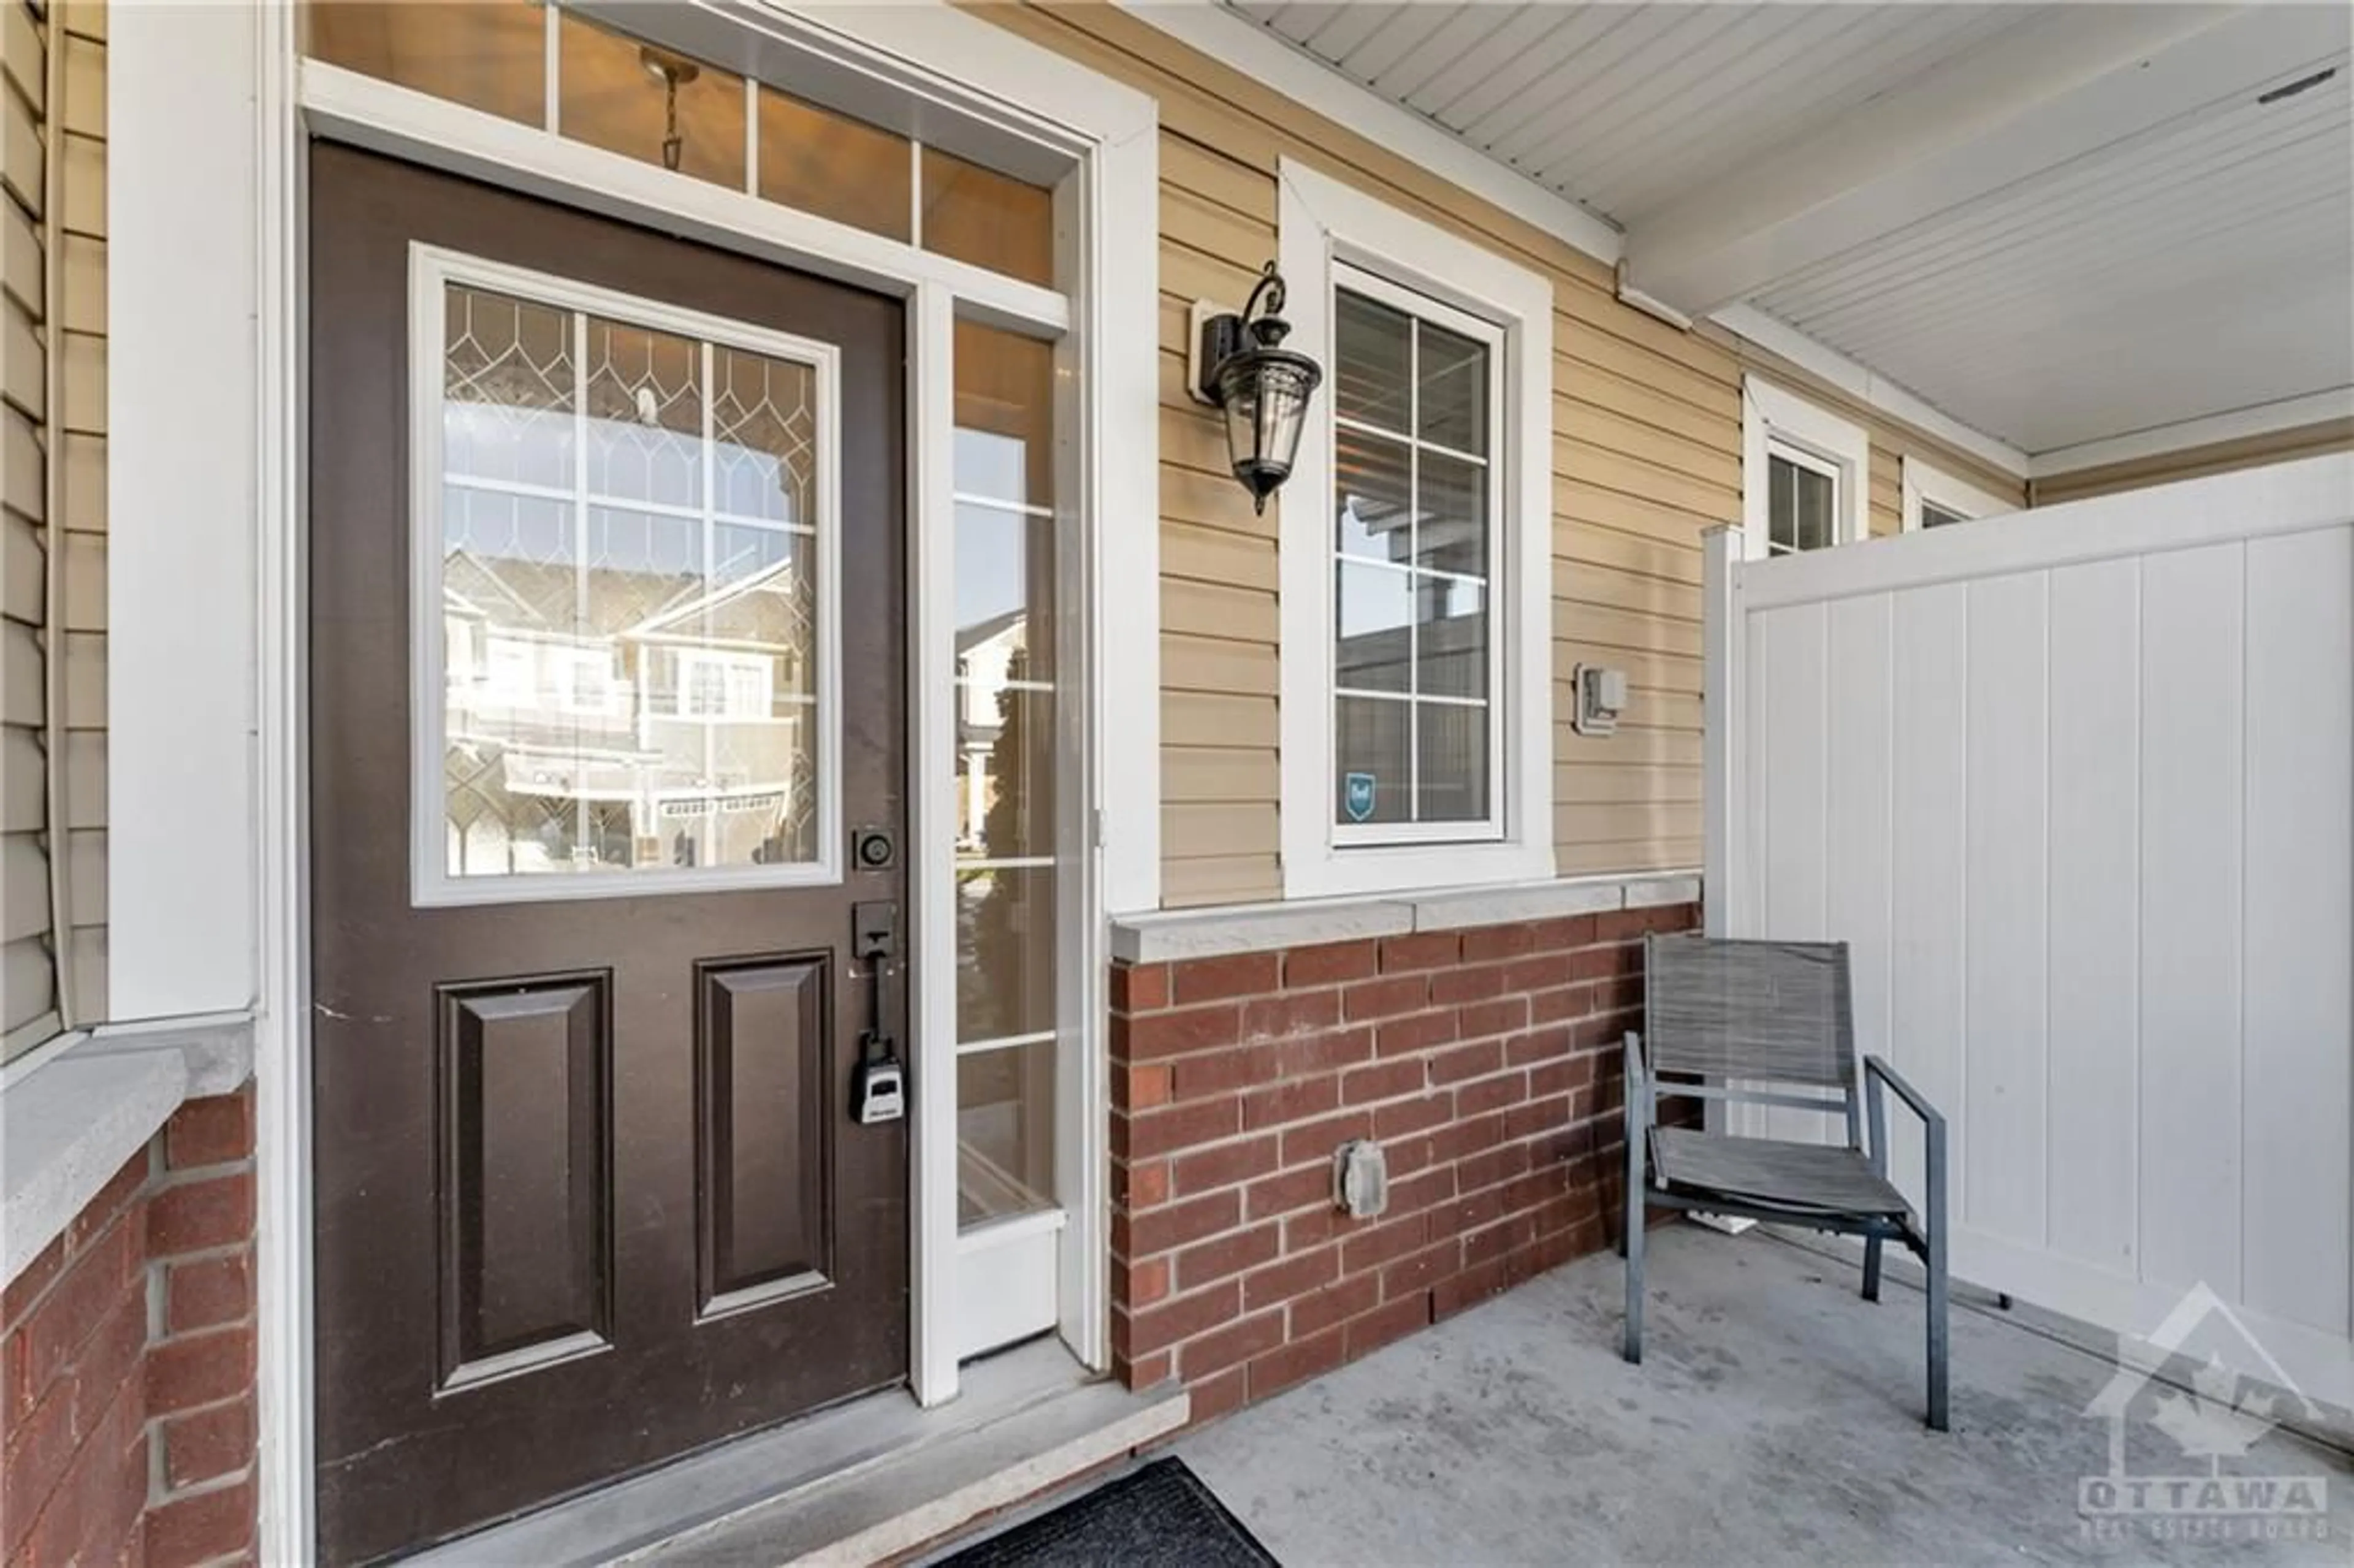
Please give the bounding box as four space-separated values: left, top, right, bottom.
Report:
1187 262 1324 514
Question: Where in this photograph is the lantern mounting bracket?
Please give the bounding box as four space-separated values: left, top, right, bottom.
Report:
1184 262 1291 408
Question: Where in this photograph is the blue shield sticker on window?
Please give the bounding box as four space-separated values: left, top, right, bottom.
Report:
1343 772 1377 823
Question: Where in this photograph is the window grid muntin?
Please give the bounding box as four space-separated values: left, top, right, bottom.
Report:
1330 268 1505 839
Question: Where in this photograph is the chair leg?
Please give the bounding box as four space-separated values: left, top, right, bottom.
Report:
1623 1145 1645 1365
1925 1149 1951 1432
1926 1243 1949 1431
1862 1235 1883 1302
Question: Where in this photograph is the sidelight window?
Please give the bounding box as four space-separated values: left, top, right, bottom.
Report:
951 321 1061 1228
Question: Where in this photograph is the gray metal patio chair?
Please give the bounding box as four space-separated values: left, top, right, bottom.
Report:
1621 934 1949 1430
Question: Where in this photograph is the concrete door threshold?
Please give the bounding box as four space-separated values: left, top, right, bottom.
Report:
413 1340 1189 1567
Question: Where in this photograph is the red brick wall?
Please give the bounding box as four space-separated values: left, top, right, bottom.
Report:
1108 904 1699 1424
3 1086 259 1568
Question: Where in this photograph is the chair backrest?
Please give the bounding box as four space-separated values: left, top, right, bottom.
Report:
1643 935 1856 1090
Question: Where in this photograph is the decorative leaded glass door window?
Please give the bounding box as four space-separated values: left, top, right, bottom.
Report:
411 248 843 903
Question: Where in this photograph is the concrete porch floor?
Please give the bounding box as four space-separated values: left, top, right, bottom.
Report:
1175 1226 2352 1566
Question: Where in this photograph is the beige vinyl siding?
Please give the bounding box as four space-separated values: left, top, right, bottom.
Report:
56 3 98 1022
1159 146 1283 905
2030 418 2354 507
1 0 50 1045
0 0 103 1052
977 2 2024 907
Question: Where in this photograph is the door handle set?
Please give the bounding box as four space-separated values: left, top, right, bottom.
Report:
850 901 905 1124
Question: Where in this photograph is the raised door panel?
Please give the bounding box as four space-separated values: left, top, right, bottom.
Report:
698 957 831 1314
437 973 614 1388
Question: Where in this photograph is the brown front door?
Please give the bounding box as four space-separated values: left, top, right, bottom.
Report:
308 146 909 1564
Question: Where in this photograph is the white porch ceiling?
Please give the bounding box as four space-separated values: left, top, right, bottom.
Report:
1219 1 2354 463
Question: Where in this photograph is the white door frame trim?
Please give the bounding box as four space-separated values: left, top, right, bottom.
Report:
151 5 1159 1558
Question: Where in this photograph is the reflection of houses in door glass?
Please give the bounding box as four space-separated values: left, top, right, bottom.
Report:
435 283 823 881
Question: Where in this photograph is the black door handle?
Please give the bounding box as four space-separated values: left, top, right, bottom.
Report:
851 901 904 1124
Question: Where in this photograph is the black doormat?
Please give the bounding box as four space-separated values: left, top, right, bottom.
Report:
940 1456 1279 1567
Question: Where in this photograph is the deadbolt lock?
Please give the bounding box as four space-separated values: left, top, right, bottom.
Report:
851 826 896 871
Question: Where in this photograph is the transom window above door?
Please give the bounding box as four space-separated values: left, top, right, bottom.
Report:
1330 270 1506 840
304 1 1056 286
415 250 844 904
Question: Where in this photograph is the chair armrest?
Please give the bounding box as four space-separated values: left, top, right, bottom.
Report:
1864 1055 1947 1239
1862 1054 1944 1132
1622 1032 1648 1118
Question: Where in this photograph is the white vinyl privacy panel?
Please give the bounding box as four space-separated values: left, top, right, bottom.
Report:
1708 454 2354 1410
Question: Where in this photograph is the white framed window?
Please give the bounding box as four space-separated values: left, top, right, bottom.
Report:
1742 378 1870 559
1901 455 2014 531
1277 159 1554 899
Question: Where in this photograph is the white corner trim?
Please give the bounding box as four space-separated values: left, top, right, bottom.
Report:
1082 93 1162 920
2026 387 2354 479
1713 302 2027 481
1742 376 1872 560
1901 455 2016 531
1116 1 1622 267
1110 870 1703 963
109 0 262 1022
1276 159 1555 902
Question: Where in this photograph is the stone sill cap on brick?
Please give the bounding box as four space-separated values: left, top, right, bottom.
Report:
2 1017 256 1285
1110 870 1704 964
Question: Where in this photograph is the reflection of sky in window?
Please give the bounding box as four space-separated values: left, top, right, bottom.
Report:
1338 494 1384 558
446 402 799 523
955 429 1034 640
448 485 802 585
444 400 801 586
1338 563 1409 637
956 428 1026 503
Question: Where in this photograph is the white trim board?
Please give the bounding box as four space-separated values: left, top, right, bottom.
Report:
2027 387 2354 479
1274 158 1555 900
109 0 261 1021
